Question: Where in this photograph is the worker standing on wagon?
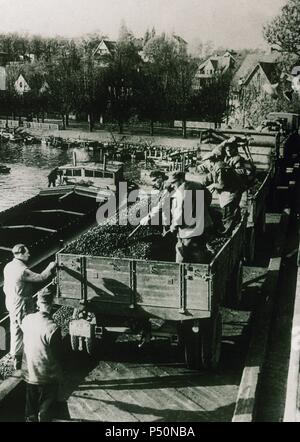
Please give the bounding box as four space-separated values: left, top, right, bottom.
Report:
140 170 174 229
224 136 256 189
3 244 56 370
199 152 244 235
168 171 213 263
22 287 63 422
196 142 226 174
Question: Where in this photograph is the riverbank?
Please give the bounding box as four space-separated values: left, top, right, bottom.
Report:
24 126 202 150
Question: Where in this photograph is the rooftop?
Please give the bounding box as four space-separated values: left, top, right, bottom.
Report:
231 52 281 88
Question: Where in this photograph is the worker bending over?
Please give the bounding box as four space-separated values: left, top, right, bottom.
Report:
224 136 256 189
199 151 244 235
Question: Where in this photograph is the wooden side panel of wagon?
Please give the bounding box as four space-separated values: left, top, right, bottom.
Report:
57 253 212 320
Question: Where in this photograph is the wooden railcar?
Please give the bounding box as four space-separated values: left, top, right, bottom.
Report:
55 212 247 370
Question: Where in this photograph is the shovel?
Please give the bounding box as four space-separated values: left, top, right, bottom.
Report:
127 224 142 240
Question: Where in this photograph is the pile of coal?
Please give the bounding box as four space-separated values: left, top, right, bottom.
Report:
0 354 14 380
53 306 73 336
64 196 163 260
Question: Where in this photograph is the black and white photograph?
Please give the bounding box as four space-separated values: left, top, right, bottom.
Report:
0 0 299 426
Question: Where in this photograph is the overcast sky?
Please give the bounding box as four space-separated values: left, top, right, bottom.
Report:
0 0 287 49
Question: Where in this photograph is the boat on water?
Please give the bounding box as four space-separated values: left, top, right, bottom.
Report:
58 159 124 192
0 157 127 313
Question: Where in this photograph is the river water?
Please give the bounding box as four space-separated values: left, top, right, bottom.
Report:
0 142 74 211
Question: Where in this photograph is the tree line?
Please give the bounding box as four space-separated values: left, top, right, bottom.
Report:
0 28 231 135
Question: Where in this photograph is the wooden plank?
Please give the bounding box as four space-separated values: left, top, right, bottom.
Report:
232 209 290 422
232 257 281 422
87 279 132 304
186 278 210 310
86 256 132 303
135 283 178 294
66 360 210 422
86 258 133 274
136 288 178 308
136 261 181 276
146 363 238 421
283 267 300 421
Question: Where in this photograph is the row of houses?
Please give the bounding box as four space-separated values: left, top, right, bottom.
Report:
0 34 188 93
0 37 284 124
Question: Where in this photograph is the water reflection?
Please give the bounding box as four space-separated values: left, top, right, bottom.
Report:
0 142 74 211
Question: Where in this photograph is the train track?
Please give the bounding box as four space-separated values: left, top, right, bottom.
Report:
0 210 292 422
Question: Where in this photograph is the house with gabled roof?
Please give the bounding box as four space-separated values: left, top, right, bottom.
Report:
93 40 117 58
229 52 282 126
242 62 279 92
172 34 188 47
14 74 31 95
193 51 236 89
231 52 280 91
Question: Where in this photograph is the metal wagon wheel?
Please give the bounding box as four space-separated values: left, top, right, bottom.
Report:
183 322 202 370
84 314 97 356
85 335 96 356
200 311 222 370
182 311 222 370
70 308 80 352
70 334 79 352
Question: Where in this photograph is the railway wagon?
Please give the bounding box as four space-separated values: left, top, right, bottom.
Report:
192 130 279 262
244 166 275 262
55 212 247 370
141 130 277 263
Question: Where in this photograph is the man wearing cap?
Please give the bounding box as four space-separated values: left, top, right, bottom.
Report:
22 287 62 422
224 136 256 189
199 153 243 234
169 171 213 263
197 143 226 174
140 170 173 228
3 244 56 370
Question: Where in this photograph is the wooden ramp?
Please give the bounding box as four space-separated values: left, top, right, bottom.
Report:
61 350 240 422
59 264 267 422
